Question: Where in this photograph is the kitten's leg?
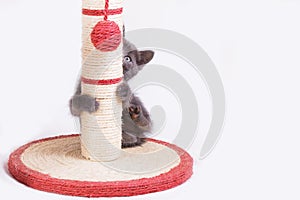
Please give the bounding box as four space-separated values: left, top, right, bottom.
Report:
69 81 99 116
128 104 152 132
122 131 146 148
69 94 99 116
116 82 132 108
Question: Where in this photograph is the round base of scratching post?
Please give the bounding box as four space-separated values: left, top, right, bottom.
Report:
8 134 193 197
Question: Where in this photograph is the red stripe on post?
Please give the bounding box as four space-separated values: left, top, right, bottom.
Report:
81 77 123 85
82 8 123 16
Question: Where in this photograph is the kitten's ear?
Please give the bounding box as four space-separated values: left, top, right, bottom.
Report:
137 50 155 65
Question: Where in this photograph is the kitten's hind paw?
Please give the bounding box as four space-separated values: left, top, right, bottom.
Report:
121 131 146 148
122 137 146 148
128 104 151 130
128 104 141 120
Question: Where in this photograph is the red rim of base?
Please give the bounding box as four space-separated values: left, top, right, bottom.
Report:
8 134 193 197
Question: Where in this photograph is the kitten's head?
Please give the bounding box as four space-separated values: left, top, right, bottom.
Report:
123 39 154 81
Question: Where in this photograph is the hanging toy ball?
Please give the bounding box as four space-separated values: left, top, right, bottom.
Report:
91 20 121 52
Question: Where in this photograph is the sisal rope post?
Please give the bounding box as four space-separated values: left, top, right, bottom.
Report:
80 0 124 161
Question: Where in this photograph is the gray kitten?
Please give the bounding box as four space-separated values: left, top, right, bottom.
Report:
69 39 154 148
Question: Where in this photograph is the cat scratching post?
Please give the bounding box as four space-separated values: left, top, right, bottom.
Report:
80 0 123 161
8 0 194 197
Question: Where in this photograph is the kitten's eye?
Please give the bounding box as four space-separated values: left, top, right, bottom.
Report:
124 56 132 63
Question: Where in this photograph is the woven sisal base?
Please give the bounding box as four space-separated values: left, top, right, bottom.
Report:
8 134 193 197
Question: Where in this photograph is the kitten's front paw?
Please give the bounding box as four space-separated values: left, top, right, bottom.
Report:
94 100 100 112
72 94 99 114
117 82 131 101
87 97 99 113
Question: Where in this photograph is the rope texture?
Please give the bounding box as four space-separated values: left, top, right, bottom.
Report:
8 134 193 197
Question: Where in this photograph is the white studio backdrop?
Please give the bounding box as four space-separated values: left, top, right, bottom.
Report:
1 0 300 199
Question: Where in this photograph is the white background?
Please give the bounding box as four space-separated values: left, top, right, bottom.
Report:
1 0 300 199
